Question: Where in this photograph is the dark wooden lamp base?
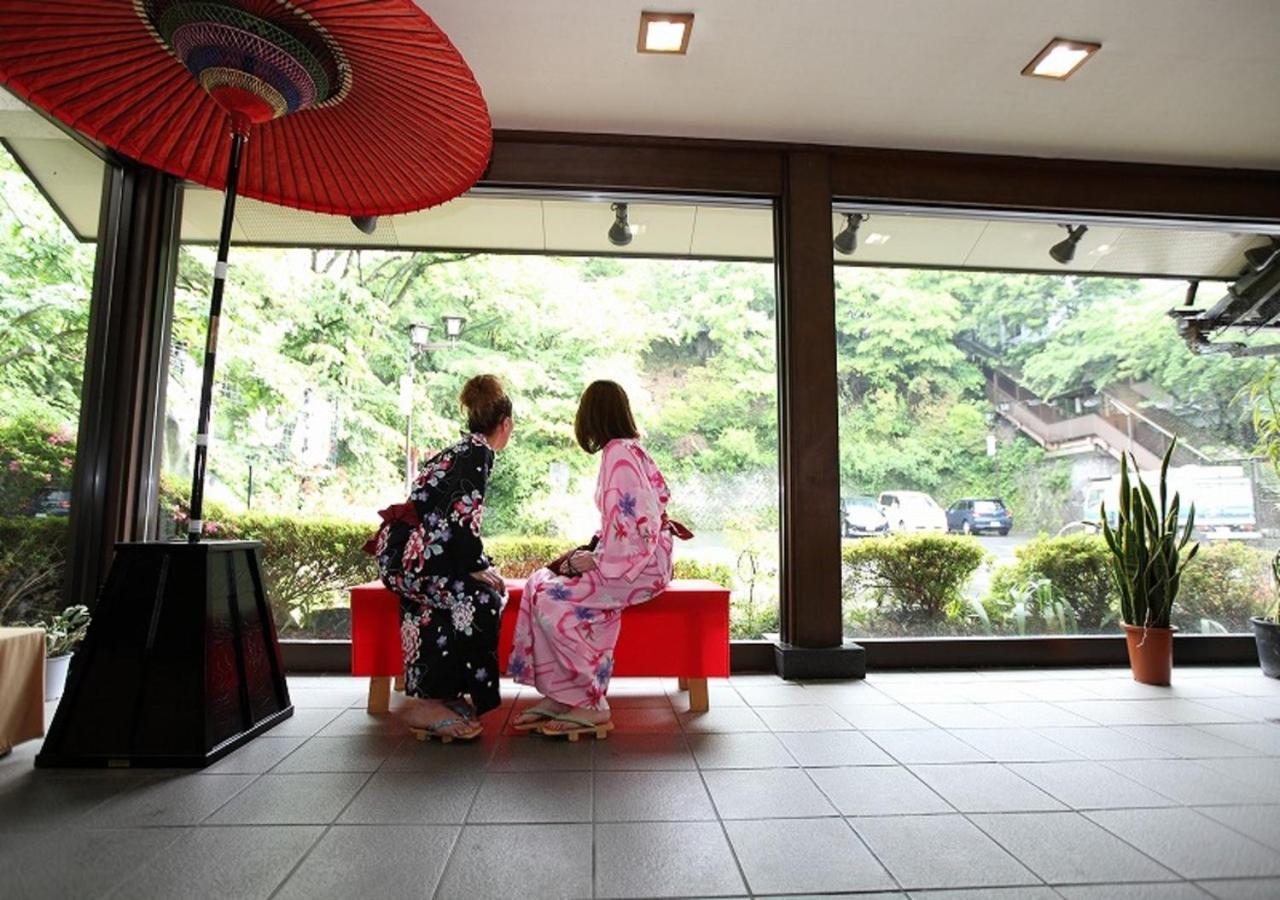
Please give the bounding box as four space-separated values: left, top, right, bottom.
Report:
36 541 293 768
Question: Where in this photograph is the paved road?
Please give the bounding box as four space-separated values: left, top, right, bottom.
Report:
970 533 1027 563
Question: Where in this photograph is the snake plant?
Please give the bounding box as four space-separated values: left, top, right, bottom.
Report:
1100 440 1199 630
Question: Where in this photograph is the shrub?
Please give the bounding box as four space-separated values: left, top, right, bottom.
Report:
987 533 1118 632
0 417 76 514
672 558 733 586
0 516 68 626
1174 541 1272 633
485 536 576 579
842 535 987 634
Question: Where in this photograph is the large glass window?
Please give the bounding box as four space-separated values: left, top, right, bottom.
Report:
0 90 105 627
833 209 1278 638
162 194 780 639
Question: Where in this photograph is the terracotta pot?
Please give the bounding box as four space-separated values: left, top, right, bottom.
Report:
1122 623 1176 686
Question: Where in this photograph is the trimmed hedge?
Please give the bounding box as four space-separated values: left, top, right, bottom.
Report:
987 534 1118 631
1174 541 1273 633
843 534 987 634
485 536 576 579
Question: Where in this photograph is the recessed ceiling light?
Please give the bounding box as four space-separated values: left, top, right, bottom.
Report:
638 12 694 54
1021 37 1100 80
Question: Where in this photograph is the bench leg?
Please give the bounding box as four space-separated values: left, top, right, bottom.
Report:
367 676 392 715
686 677 709 713
677 677 688 691
393 675 405 693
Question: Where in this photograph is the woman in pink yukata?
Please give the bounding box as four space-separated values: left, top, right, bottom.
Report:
509 380 675 737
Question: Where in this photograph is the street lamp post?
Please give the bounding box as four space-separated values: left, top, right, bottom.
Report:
402 316 467 493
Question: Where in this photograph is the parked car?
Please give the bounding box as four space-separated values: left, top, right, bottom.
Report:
28 489 71 517
841 495 889 537
876 491 947 533
946 498 1012 535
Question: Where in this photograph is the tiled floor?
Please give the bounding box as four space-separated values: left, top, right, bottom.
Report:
2 666 1280 899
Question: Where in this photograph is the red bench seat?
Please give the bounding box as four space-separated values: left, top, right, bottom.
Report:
350 578 730 714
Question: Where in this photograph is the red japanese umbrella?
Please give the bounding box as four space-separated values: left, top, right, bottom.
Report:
0 0 491 541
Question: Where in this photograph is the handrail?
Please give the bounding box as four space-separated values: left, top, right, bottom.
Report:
987 373 1196 468
1098 390 1212 462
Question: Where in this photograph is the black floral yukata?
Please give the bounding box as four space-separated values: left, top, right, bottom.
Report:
367 433 502 714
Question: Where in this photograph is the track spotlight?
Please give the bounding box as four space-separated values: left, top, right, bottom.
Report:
351 215 378 235
833 213 867 256
1049 224 1088 264
1244 238 1280 273
608 203 633 247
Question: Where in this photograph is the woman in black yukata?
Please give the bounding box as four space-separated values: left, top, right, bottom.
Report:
367 374 512 741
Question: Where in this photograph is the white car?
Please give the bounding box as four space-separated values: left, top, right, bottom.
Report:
876 491 948 533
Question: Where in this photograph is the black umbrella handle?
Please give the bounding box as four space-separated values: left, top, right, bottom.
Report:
188 130 246 543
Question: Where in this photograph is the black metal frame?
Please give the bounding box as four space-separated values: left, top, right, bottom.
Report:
65 159 184 608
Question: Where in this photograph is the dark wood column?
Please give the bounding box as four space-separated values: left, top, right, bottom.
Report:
65 160 183 607
775 151 854 670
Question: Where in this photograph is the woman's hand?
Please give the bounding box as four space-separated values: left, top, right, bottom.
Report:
568 550 597 574
470 567 504 591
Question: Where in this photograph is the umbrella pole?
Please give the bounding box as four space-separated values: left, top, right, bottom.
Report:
188 130 247 543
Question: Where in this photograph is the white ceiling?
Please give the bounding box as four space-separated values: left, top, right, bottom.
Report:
419 0 1280 169
3 75 1275 279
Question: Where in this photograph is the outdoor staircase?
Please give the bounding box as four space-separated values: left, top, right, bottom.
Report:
959 338 1213 470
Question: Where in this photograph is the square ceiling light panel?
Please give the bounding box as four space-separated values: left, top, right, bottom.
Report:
638 12 694 54
1021 38 1100 80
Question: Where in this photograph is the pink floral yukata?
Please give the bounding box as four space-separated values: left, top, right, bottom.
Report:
509 438 673 710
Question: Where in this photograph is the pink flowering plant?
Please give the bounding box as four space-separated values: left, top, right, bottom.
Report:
0 417 76 515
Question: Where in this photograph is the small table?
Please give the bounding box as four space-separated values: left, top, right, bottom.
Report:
0 627 45 754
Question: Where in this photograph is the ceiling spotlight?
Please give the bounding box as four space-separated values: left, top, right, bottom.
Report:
833 213 867 256
608 203 633 247
1244 238 1280 273
638 12 694 54
1021 38 1100 80
1050 224 1088 265
351 215 378 235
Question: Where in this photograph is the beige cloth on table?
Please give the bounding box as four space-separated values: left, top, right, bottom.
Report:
0 627 45 752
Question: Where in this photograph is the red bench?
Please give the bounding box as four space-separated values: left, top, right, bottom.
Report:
350 578 730 715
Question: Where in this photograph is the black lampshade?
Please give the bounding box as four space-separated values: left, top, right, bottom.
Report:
351 215 378 235
834 214 863 256
1050 224 1088 265
608 203 633 247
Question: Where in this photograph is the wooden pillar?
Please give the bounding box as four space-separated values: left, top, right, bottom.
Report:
774 151 864 678
65 160 183 607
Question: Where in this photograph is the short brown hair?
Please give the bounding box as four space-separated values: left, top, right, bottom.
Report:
574 380 639 453
460 374 512 434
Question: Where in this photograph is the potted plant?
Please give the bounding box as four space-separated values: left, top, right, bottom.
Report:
1100 442 1199 685
1251 553 1280 678
38 604 90 701
1249 368 1280 678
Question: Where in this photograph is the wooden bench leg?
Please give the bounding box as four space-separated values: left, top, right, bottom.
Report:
677 677 688 691
367 676 392 714
393 675 405 692
686 677 709 713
